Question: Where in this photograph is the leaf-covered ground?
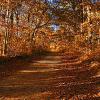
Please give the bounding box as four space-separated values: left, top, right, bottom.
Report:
0 51 100 100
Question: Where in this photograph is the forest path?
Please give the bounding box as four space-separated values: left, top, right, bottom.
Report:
0 53 100 100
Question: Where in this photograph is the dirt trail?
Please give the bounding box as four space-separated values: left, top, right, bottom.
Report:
0 53 99 100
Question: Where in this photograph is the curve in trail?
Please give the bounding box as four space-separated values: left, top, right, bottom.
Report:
0 53 99 100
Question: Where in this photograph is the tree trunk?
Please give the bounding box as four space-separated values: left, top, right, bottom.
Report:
3 0 10 56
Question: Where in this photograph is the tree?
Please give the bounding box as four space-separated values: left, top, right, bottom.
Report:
0 0 51 56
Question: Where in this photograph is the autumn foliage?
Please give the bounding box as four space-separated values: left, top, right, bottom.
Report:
0 0 100 57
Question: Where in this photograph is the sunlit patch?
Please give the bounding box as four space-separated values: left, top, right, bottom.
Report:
49 42 60 52
36 60 61 64
90 61 99 68
19 68 60 73
92 71 100 78
44 56 63 59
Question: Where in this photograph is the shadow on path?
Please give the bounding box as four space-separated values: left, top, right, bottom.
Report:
0 52 99 99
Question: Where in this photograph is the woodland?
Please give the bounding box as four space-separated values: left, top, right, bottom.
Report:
0 0 100 57
0 0 100 99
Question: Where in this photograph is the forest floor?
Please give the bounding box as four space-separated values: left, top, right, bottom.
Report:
0 51 100 100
